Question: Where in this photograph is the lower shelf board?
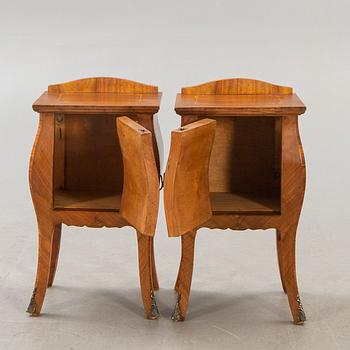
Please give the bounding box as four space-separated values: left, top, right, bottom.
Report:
54 190 121 211
54 190 279 214
210 192 280 215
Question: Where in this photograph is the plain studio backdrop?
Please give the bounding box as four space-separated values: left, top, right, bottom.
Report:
0 0 349 349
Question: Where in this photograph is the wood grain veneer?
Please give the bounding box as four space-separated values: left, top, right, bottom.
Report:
27 77 161 320
165 78 307 325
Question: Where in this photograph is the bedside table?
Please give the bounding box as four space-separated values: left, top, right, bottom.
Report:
164 78 307 324
28 77 162 319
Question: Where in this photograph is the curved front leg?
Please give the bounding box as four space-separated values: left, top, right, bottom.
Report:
172 230 196 321
279 115 306 324
277 225 306 325
27 219 56 316
137 231 159 320
27 113 55 315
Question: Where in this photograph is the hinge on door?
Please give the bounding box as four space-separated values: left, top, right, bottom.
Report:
159 173 164 191
55 114 64 140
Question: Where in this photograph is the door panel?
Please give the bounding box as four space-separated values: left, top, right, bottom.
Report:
164 119 216 237
117 117 159 236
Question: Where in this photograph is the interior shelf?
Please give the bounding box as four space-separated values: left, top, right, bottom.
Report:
210 192 280 215
53 114 124 212
54 190 121 211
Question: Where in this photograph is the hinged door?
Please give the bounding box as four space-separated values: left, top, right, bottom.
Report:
117 117 159 236
164 119 216 237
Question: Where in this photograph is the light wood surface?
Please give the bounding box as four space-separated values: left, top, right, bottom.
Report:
210 192 280 215
28 77 161 319
48 77 158 94
54 190 121 211
62 114 123 192
177 78 305 117
172 230 196 322
181 78 292 95
164 119 216 237
207 116 280 196
137 232 160 320
33 92 162 114
175 93 305 116
47 224 62 288
117 117 159 236
166 78 307 324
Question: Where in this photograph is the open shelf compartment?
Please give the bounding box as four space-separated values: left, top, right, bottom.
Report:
207 116 281 215
53 114 123 211
54 190 121 211
210 192 280 215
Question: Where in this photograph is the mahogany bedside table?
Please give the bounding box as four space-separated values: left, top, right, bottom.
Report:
28 77 162 319
164 78 307 324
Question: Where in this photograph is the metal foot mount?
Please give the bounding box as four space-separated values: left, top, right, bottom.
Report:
26 288 37 315
148 291 160 320
296 294 306 325
171 294 184 322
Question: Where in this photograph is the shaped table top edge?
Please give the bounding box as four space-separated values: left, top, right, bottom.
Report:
174 93 306 117
32 91 162 114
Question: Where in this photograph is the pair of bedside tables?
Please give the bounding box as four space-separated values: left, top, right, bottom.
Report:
28 77 306 325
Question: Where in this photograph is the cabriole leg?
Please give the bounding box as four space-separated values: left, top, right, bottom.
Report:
277 225 306 325
172 230 196 321
27 219 56 316
47 223 62 287
137 231 159 320
150 237 159 291
276 229 287 293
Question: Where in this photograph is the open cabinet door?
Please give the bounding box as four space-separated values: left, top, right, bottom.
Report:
117 117 159 236
164 119 216 237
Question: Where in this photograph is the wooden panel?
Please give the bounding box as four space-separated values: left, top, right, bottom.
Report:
29 113 55 215
33 92 162 114
117 117 159 236
199 115 307 324
132 114 161 173
164 119 216 237
208 116 280 196
175 93 306 116
207 117 235 192
210 192 280 215
171 78 307 324
54 190 121 211
29 79 161 319
48 77 158 94
229 117 278 195
182 78 292 95
64 115 123 192
54 114 65 190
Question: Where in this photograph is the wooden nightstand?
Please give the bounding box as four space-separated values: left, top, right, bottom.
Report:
164 78 307 324
28 77 162 319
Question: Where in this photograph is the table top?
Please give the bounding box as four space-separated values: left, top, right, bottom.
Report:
175 93 306 116
33 92 162 114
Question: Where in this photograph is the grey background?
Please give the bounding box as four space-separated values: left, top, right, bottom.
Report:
0 0 349 349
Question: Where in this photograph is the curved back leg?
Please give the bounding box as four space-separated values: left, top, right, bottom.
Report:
150 237 159 291
276 229 287 293
47 223 62 287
